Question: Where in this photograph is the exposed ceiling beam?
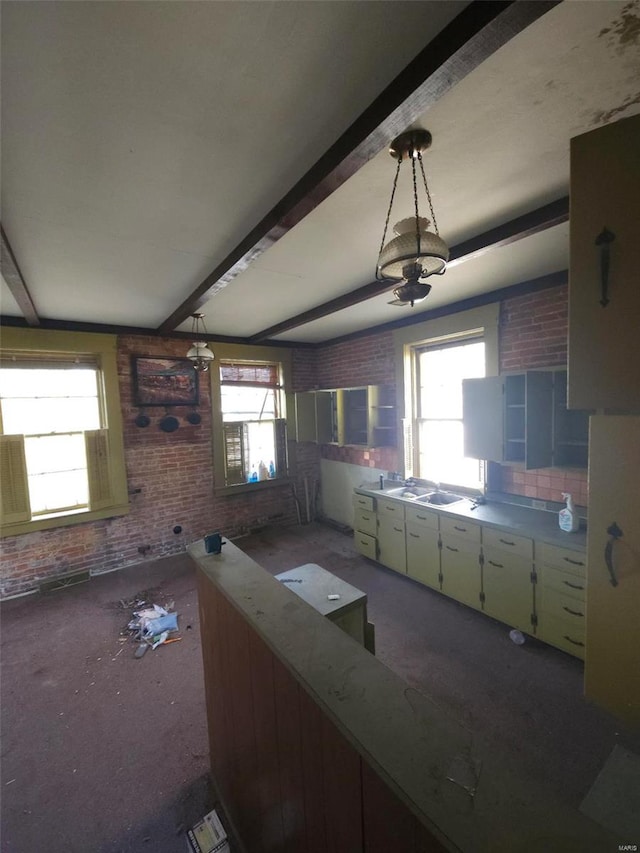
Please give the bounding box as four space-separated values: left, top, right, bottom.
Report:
1 225 40 327
248 197 569 341
159 0 561 333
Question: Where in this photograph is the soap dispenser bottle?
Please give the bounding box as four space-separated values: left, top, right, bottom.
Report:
558 493 579 533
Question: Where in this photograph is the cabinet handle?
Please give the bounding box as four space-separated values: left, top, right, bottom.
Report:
454 525 467 533
562 580 585 591
409 532 420 539
499 538 515 546
361 514 371 521
446 545 459 552
359 540 369 546
563 635 585 648
488 560 504 568
562 556 585 567
562 605 584 618
393 526 402 533
604 521 623 588
416 514 428 520
595 227 615 307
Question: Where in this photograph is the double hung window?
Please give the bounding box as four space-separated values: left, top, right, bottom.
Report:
219 361 287 486
0 330 128 534
411 337 485 491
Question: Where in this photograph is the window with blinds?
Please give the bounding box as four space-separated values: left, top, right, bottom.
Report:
219 361 287 486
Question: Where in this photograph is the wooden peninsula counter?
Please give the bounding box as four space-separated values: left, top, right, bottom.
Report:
190 537 618 852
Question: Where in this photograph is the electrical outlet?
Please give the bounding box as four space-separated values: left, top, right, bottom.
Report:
532 499 546 510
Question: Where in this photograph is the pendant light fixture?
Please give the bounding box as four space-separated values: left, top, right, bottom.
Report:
376 128 449 307
186 313 215 371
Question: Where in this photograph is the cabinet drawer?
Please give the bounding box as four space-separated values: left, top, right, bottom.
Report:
354 531 377 560
482 527 532 560
538 613 585 659
541 588 587 627
540 566 586 601
376 498 405 519
440 515 481 543
354 507 376 536
405 505 439 530
539 542 586 576
353 493 374 512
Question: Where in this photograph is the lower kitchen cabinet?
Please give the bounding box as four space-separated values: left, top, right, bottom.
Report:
377 515 407 574
481 528 535 634
537 542 587 660
352 490 587 659
406 523 440 589
440 532 482 610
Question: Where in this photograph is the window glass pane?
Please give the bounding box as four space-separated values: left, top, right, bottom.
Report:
24 434 86 475
245 421 276 480
25 435 89 512
0 368 97 398
220 386 276 421
418 421 483 491
1 396 101 434
418 341 484 418
28 469 88 514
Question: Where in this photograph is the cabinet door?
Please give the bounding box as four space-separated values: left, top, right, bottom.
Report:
316 391 336 444
440 534 481 610
406 524 440 590
482 546 534 634
585 415 640 724
524 372 553 469
377 516 407 574
463 376 504 462
568 114 640 411
294 392 318 442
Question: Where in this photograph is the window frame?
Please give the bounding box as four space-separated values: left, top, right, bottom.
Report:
0 328 129 536
393 304 499 488
210 344 293 494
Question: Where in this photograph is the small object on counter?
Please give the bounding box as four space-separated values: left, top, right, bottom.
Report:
509 629 525 645
559 492 580 532
327 594 341 601
379 474 384 490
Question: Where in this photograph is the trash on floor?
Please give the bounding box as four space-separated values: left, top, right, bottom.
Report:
185 806 229 853
124 601 181 658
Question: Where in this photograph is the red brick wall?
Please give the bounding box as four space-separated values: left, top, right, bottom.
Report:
498 285 587 506
316 329 400 470
500 285 568 372
1 335 305 599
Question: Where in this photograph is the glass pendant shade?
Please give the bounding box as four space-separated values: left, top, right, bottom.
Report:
378 217 449 281
187 341 215 371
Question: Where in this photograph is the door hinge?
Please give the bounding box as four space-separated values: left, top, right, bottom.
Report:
479 591 486 604
479 552 485 566
437 538 442 550
531 612 538 627
530 570 537 584
438 572 443 584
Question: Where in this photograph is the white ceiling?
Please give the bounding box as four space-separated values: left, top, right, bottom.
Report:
2 1 640 344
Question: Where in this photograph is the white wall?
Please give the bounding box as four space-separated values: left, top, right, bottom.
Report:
320 459 385 527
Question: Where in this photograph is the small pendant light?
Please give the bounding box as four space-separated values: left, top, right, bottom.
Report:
186 313 215 371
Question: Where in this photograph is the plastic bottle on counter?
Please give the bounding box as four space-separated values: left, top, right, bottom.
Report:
558 492 579 532
258 460 269 481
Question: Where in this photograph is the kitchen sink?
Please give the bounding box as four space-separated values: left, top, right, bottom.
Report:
383 486 428 499
417 492 464 505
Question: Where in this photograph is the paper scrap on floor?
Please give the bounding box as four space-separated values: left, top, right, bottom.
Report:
185 807 230 853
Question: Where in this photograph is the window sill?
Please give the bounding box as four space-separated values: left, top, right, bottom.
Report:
215 477 291 497
1 502 130 538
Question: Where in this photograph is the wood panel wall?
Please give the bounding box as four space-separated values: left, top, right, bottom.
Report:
197 571 448 853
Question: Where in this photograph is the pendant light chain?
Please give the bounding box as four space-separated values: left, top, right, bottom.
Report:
412 153 422 261
376 156 402 279
418 153 440 237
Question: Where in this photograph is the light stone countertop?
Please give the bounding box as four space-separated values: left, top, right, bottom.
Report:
354 483 587 551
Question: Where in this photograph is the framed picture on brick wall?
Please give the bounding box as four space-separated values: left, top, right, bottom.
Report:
131 356 199 407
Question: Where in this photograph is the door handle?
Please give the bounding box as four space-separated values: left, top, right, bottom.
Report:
604 521 623 587
595 227 615 307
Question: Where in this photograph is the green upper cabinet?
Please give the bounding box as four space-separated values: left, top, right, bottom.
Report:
293 386 396 447
463 370 589 469
568 114 640 412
